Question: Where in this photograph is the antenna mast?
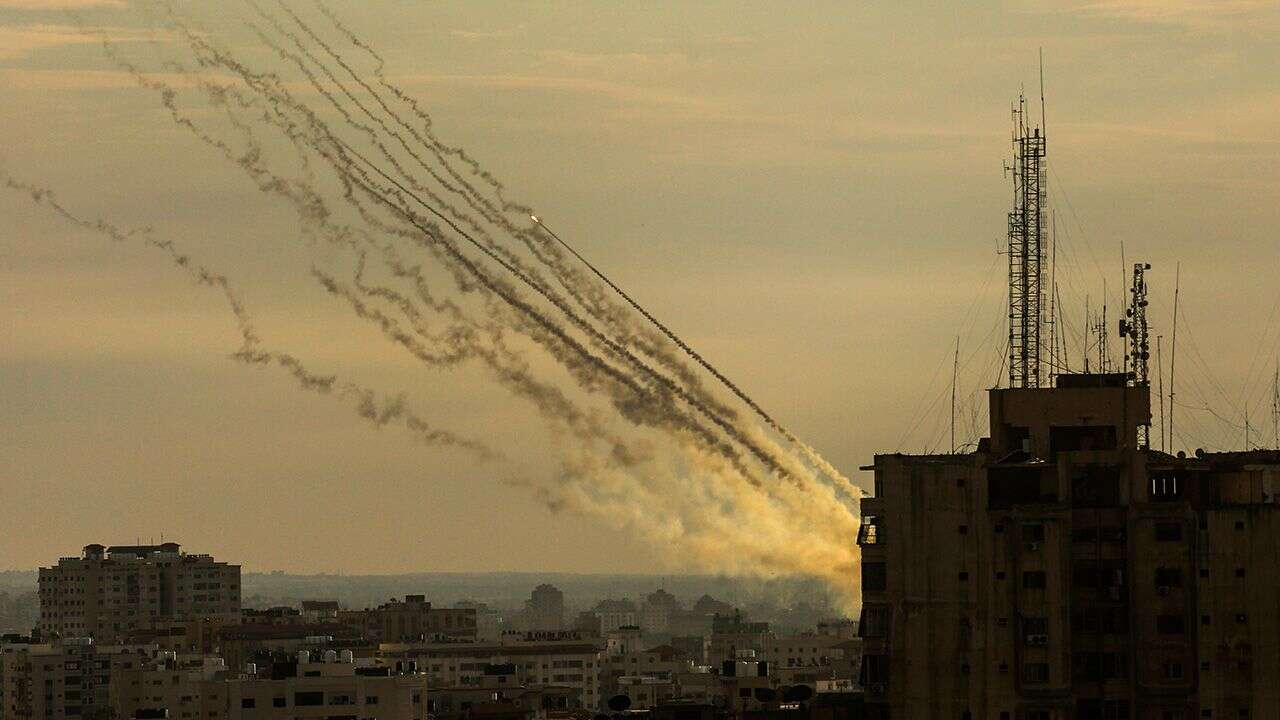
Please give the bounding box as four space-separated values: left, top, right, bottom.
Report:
1272 361 1279 450
1006 87 1048 388
1121 262 1152 448
1169 263 1180 453
1157 335 1166 453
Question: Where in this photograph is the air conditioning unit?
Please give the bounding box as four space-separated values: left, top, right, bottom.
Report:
1025 542 1040 552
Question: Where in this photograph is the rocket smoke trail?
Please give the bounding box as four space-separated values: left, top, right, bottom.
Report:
10 1 863 608
530 215 863 497
264 0 857 495
2 176 496 460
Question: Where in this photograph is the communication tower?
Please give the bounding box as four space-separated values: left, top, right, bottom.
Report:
1006 91 1047 388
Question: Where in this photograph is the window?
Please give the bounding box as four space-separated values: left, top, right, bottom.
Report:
959 524 968 535
364 696 378 705
1234 520 1245 531
1162 662 1184 681
1151 473 1182 500
857 516 882 546
1235 568 1246 578
1157 615 1185 634
1155 522 1183 542
294 692 323 707
1023 571 1047 589
1022 524 1046 543
1155 567 1183 588
958 571 970 582
240 699 255 709
996 571 1007 580
272 698 286 708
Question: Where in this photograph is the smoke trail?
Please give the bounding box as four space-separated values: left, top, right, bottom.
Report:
36 2 864 607
149 10 789 479
533 217 863 497
3 175 496 460
288 0 741 421
268 1 854 494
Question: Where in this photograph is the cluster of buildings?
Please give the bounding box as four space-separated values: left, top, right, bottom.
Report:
2 543 865 720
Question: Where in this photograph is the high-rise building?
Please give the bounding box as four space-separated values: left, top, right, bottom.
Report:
38 543 240 643
858 374 1280 719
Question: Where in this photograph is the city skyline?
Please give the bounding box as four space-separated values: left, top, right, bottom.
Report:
3 1 1279 579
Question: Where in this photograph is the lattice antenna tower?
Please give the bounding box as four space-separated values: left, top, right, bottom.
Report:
1121 262 1152 447
1006 89 1048 388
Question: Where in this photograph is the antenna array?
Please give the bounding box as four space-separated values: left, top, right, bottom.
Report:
1006 92 1048 389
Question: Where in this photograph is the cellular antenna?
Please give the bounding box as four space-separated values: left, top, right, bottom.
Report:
1121 262 1152 447
1007 83 1048 389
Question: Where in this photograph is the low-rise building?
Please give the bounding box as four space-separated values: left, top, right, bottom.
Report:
111 650 427 720
381 633 602 710
339 596 477 643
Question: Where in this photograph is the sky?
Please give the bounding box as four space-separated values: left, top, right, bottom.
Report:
1 0 1278 577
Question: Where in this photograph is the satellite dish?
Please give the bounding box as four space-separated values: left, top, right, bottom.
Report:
607 695 632 712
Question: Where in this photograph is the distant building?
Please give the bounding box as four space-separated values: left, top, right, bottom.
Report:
517 586 564 633
591 600 638 635
454 601 503 642
640 590 681 635
37 543 240 643
299 601 339 624
860 374 1280 719
338 595 477 643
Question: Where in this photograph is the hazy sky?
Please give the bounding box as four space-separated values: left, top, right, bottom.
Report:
2 0 1278 576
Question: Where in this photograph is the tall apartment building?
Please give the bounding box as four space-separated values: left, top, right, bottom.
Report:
38 543 240 643
858 374 1280 719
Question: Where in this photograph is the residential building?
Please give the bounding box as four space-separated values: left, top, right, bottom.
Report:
111 650 427 720
859 373 1280 719
37 543 240 643
338 596 477 643
381 632 602 710
0 637 156 720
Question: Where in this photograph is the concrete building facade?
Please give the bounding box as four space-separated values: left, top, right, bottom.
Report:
38 544 240 643
859 374 1280 719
